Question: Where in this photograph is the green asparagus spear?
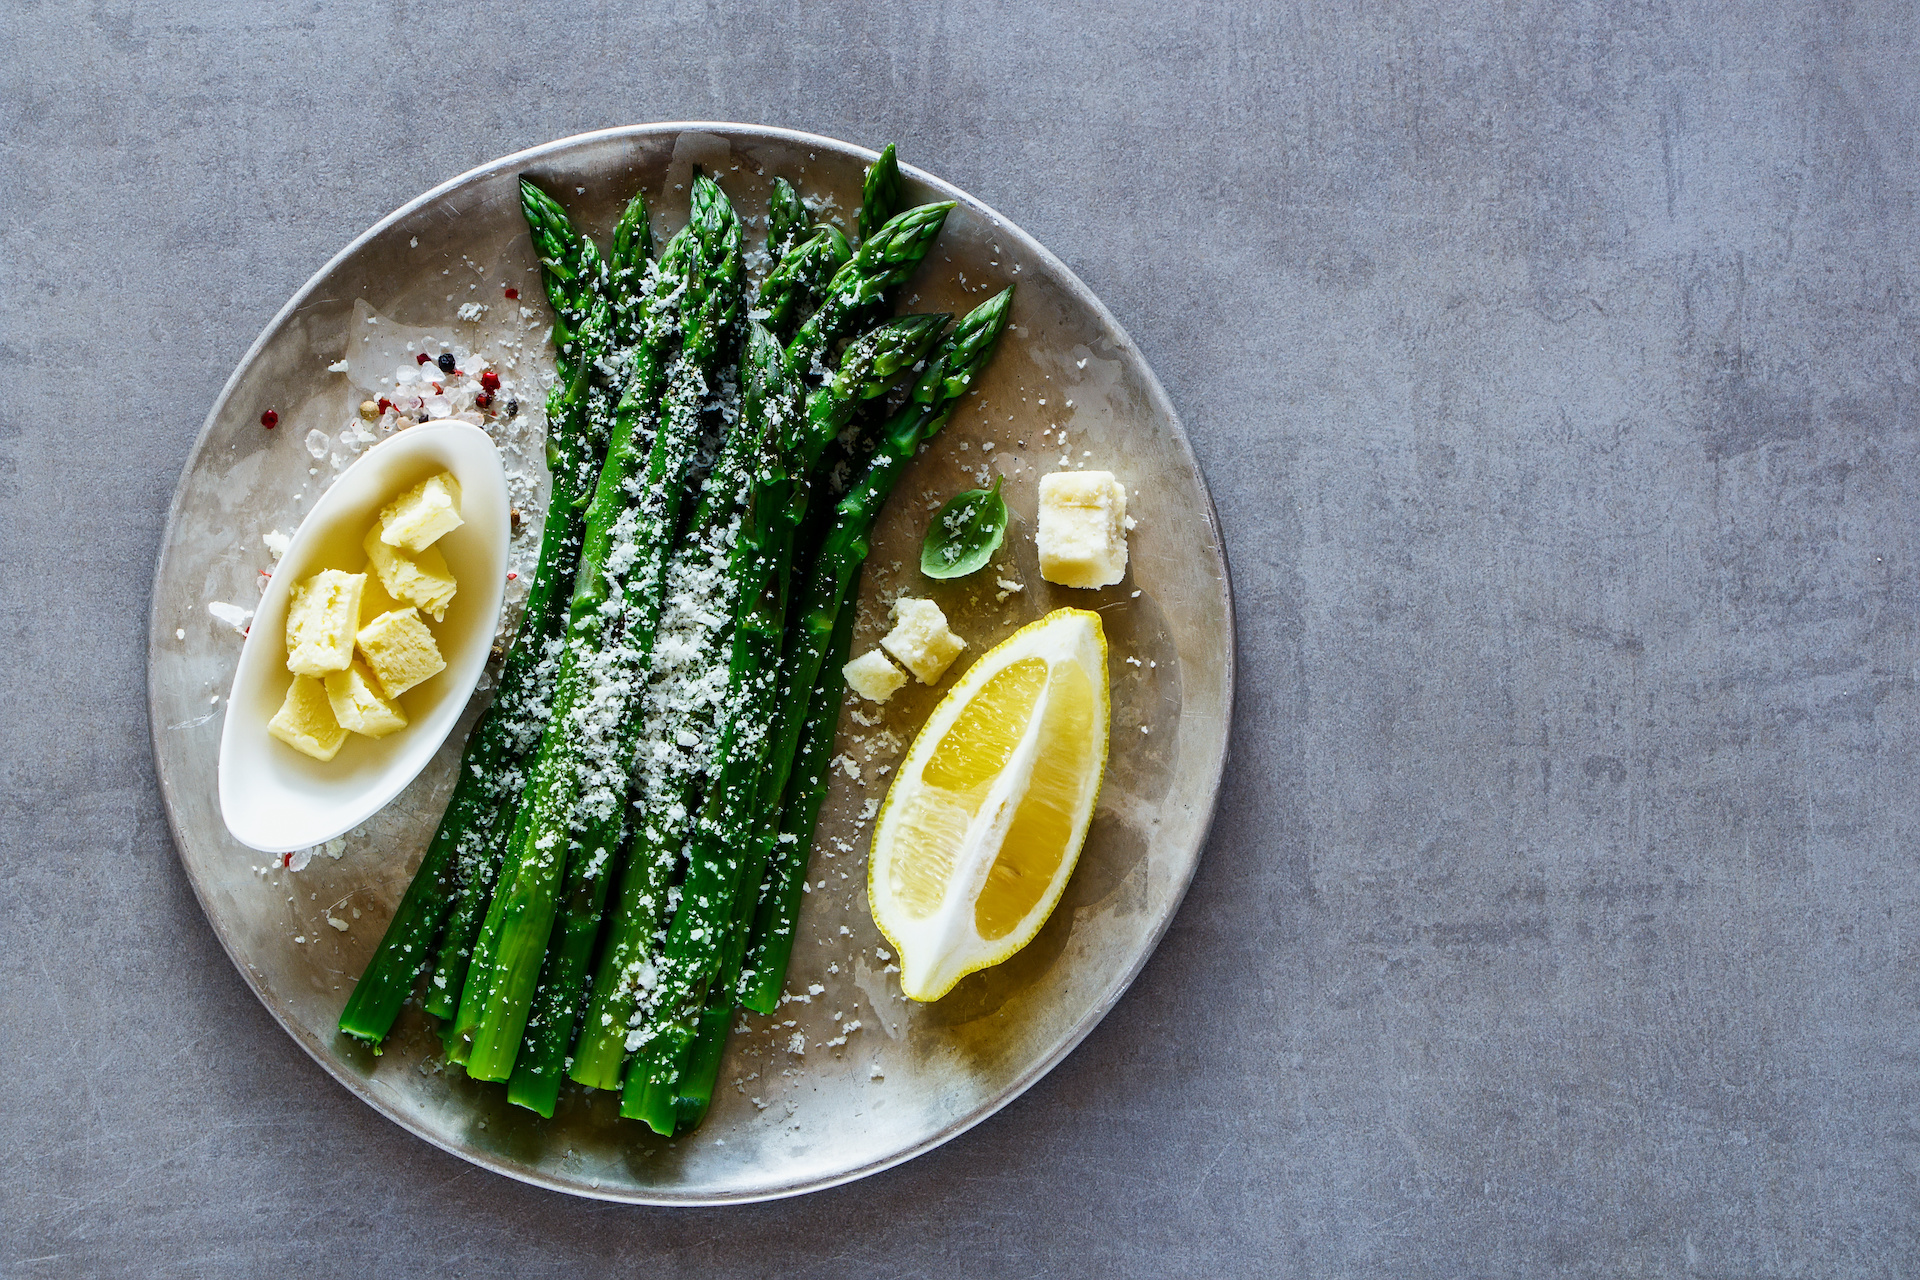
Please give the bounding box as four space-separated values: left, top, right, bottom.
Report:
420 189 656 1028
740 286 1015 1014
621 314 949 1104
505 194 817 1113
568 207 953 1092
858 143 903 243
765 176 809 260
790 202 955 373
337 181 619 1045
453 173 742 1082
756 225 852 340
674 583 861 1129
563 319 782 1093
502 818 627 1116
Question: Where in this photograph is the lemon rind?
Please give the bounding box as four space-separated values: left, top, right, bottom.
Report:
868 608 1111 1001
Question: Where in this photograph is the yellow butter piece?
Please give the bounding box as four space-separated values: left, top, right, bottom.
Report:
378 471 464 552
363 526 457 622
356 606 446 698
880 598 967 685
267 674 348 761
324 659 409 737
285 569 366 676
357 561 406 627
1036 470 1128 589
844 648 909 703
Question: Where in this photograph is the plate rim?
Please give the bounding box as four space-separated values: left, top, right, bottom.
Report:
146 121 1237 1205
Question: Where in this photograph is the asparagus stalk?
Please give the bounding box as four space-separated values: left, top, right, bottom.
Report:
453 172 742 1082
494 200 665 1110
672 584 862 1131
858 143 903 244
756 225 851 340
790 202 956 374
567 203 954 1092
420 189 656 1028
765 176 809 261
502 818 627 1115
621 314 949 1110
739 287 1015 1014
337 181 619 1045
504 199 813 1115
563 319 783 1092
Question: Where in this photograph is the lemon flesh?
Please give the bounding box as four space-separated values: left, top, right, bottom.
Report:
869 609 1110 1001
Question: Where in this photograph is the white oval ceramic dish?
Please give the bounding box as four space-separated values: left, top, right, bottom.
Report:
148 124 1234 1204
218 422 509 852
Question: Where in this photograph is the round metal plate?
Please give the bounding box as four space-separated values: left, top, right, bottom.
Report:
147 123 1234 1204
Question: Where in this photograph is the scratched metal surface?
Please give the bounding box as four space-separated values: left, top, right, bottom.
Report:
6 0 1920 1273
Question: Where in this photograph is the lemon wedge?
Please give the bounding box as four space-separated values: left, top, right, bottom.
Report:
868 608 1110 1000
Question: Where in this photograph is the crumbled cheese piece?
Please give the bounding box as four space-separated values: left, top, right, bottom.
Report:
324 660 408 737
378 471 464 552
843 649 908 703
262 529 291 560
1037 470 1128 588
879 598 966 684
356 607 446 698
267 675 347 760
284 570 366 675
363 527 457 621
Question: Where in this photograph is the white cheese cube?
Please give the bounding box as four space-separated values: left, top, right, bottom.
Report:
324 659 409 738
378 471 464 552
285 569 366 675
844 649 908 703
1036 470 1128 588
267 675 348 761
363 526 457 621
356 607 446 698
880 598 966 685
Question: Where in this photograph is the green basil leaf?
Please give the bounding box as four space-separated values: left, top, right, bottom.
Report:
920 476 1007 580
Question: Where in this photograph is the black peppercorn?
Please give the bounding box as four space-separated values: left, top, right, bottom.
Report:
437 352 456 373
504 397 520 419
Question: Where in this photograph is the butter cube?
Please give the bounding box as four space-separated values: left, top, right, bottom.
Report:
357 561 406 627
844 648 908 703
378 471 464 552
267 675 348 761
356 607 446 698
285 569 367 675
880 598 967 685
1037 470 1128 589
325 659 409 738
363 526 457 621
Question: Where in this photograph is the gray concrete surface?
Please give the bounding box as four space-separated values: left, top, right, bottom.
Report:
5 0 1918 1274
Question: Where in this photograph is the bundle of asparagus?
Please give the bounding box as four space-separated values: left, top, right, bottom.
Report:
338 145 1015 1137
